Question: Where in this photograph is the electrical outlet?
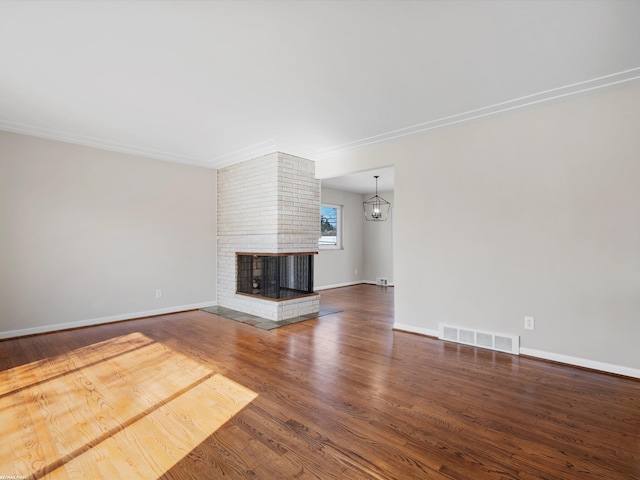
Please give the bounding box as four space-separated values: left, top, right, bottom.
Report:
524 316 535 330
155 289 162 299
354 268 358 275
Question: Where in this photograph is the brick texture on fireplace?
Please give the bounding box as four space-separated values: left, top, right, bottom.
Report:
217 152 320 321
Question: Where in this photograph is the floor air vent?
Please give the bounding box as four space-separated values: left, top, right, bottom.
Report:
439 324 520 355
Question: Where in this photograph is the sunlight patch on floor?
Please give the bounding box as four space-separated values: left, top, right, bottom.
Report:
0 333 257 479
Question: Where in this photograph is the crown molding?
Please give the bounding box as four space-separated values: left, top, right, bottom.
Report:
315 67 640 160
0 119 215 169
207 139 320 169
206 138 279 169
3 68 639 169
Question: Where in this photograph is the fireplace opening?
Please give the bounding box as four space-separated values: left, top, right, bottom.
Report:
236 253 315 300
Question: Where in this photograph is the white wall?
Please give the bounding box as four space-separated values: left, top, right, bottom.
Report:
316 83 640 375
362 190 394 285
0 131 217 337
315 187 364 288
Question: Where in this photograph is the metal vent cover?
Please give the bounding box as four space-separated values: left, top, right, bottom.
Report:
438 324 520 355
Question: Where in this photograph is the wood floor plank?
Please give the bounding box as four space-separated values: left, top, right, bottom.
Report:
1 284 638 479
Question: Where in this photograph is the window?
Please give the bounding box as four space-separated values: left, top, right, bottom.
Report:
320 204 342 249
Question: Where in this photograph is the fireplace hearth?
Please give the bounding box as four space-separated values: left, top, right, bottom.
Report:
236 253 315 300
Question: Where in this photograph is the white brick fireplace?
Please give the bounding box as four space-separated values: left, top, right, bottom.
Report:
217 152 320 321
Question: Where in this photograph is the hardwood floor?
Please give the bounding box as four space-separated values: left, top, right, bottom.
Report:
1 284 638 479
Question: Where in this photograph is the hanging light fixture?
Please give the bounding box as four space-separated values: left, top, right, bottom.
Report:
363 175 391 221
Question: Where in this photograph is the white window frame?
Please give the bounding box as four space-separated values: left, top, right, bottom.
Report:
319 203 342 250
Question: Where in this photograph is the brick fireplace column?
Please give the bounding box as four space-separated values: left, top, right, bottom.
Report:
217 153 320 321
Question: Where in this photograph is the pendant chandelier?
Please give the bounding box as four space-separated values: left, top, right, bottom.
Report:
363 175 391 221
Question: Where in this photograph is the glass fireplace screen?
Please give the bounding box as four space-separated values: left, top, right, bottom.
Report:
236 253 315 300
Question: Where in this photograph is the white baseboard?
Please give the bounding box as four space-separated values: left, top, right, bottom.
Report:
315 281 395 291
520 347 640 380
393 323 439 338
315 281 363 291
393 324 640 379
0 301 217 340
363 280 395 286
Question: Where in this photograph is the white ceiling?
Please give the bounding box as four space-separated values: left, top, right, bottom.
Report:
321 167 395 195
1 0 640 186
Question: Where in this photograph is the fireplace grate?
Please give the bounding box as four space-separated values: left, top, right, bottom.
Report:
237 253 314 300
